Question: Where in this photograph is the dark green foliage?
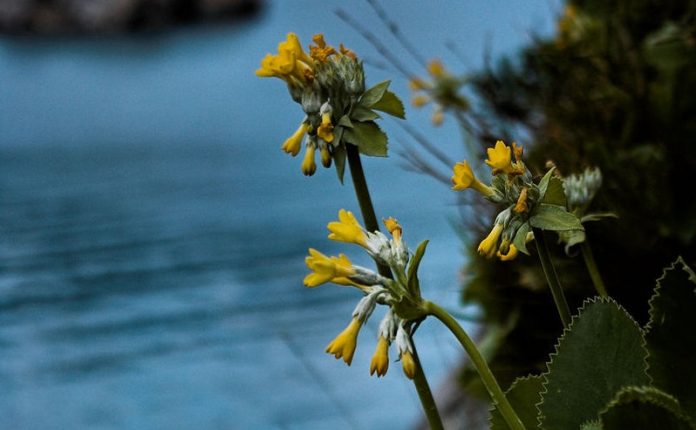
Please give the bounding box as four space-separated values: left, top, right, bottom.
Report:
645 258 696 422
489 375 543 430
599 386 695 430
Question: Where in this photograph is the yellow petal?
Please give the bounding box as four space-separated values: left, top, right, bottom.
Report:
326 318 362 365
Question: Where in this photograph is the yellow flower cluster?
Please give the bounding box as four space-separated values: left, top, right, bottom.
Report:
409 59 468 126
304 210 423 379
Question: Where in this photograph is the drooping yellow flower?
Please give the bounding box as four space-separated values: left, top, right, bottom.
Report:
326 317 362 365
478 223 504 258
369 336 390 377
427 59 445 78
400 350 416 379
319 143 332 168
497 243 519 261
301 143 317 176
513 187 529 213
304 249 356 287
327 209 368 247
281 122 309 156
411 94 430 107
317 112 334 143
451 160 495 197
485 140 514 174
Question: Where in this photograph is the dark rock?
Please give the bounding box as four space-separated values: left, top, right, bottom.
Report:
0 0 262 35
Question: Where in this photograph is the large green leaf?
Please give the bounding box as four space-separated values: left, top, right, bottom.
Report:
490 375 543 430
645 257 696 422
342 121 388 157
370 90 405 119
537 168 556 198
539 298 650 430
349 106 380 122
512 221 531 255
357 80 390 108
541 177 567 206
599 386 695 430
529 204 584 232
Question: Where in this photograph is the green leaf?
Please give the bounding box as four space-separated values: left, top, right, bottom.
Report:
342 121 388 157
371 90 405 119
338 115 353 128
490 375 543 430
537 167 556 198
512 222 531 255
581 212 619 223
599 386 696 430
407 240 428 297
539 298 650 430
541 177 567 206
557 229 586 254
349 106 380 122
529 204 584 231
357 80 390 108
645 257 696 422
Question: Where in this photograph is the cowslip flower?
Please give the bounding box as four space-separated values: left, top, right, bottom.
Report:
485 140 514 174
478 223 504 258
304 249 356 287
369 336 390 377
497 243 519 261
326 317 362 365
281 121 309 156
409 59 468 126
396 324 416 379
451 160 495 197
327 209 368 247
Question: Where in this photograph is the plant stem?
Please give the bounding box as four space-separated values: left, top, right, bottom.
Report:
533 228 572 328
425 301 526 430
345 143 444 430
580 239 608 298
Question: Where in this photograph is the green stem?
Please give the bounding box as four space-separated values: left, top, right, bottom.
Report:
425 301 526 430
345 143 444 430
533 228 572 328
580 239 608 298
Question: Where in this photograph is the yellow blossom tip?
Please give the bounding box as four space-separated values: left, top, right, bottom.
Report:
327 210 367 247
326 318 362 365
383 217 401 236
317 112 334 143
514 187 529 213
401 351 416 379
427 59 445 78
304 249 355 287
369 336 390 377
485 140 513 174
411 95 430 108
408 77 428 91
301 144 317 176
451 161 495 197
281 122 308 156
478 223 504 258
431 107 444 126
497 244 519 261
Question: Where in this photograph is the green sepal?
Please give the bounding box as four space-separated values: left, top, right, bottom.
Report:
512 221 531 255
538 298 650 430
370 90 405 119
338 115 353 128
350 106 380 122
645 257 696 422
541 176 567 206
489 374 543 430
406 240 428 297
342 121 388 157
529 203 584 232
537 167 556 198
357 80 391 108
599 386 696 430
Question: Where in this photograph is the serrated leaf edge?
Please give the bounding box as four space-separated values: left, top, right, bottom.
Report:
536 297 650 428
487 374 543 430
645 256 696 334
597 385 696 430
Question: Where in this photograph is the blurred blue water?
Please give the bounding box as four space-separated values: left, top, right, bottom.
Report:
0 1 558 428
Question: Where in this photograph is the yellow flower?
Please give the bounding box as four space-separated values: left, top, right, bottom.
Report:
256 33 313 85
317 112 334 143
304 249 356 287
485 140 514 174
339 43 357 60
319 143 332 168
281 122 309 156
497 244 519 261
278 32 313 66
383 217 402 240
369 336 390 377
513 187 529 213
400 350 416 379
327 209 368 247
478 223 504 258
411 94 430 108
326 317 362 365
408 77 429 91
451 160 495 197
427 59 445 78
301 143 317 176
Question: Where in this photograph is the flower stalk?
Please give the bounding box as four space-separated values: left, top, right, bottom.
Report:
425 301 526 430
533 227 572 328
580 239 608 298
345 142 444 430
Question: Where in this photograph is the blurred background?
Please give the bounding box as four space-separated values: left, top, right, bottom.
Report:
0 1 562 429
